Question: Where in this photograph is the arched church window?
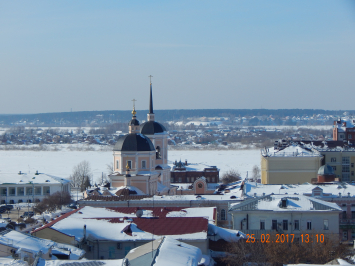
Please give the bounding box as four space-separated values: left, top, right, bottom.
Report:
142 160 146 169
198 183 203 189
156 146 161 159
178 177 182 183
116 160 119 169
221 209 226 221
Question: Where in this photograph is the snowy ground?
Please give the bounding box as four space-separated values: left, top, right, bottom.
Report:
0 148 261 181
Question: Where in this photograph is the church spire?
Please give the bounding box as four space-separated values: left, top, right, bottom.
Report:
129 99 140 133
147 75 155 122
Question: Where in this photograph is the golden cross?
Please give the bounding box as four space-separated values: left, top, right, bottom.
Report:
148 75 153 84
132 98 137 109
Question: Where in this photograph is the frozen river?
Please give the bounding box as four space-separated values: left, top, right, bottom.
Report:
0 147 261 181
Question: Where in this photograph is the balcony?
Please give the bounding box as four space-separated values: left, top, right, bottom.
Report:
340 219 355 229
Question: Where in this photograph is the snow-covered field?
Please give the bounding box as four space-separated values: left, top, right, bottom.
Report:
0 148 261 181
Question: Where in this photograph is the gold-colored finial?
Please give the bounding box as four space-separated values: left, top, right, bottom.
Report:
126 162 130 171
131 99 137 116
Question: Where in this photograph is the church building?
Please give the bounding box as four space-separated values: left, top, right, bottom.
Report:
109 80 174 195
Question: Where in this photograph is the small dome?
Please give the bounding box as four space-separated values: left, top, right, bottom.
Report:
140 121 166 135
129 118 140 126
114 133 155 151
318 164 335 176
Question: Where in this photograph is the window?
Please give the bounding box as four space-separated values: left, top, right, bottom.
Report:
170 177 174 183
342 157 350 164
352 171 354 177
349 135 353 139
178 177 182 183
272 220 277 230
352 230 355 240
352 211 355 219
331 157 337 162
294 220 299 230
26 187 32 195
342 211 347 219
212 177 215 182
332 166 337 171
17 187 24 196
117 243 121 249
9 188 15 196
283 220 288 231
221 209 226 221
43 186 50 195
127 160 132 169
307 220 312 230
34 187 41 195
343 231 348 240
186 177 189 183
260 220 265 230
116 160 119 169
342 165 350 173
141 160 146 169
324 220 329 230
156 146 161 159
352 163 354 168
0 188 6 196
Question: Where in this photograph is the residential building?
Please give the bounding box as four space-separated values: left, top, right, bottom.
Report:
0 172 70 204
229 194 341 239
333 118 355 142
32 206 214 259
261 144 322 184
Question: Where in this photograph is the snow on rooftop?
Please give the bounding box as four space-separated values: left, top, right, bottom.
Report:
44 259 124 266
230 194 341 212
208 223 246 242
37 206 208 242
262 145 321 157
0 172 69 185
244 181 355 198
0 230 53 254
153 237 202 266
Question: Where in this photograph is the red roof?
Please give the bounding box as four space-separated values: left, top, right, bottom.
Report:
94 217 208 236
105 207 189 218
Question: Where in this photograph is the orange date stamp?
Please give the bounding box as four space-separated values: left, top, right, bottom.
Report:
246 233 325 243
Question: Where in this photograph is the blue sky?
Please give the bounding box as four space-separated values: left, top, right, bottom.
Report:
0 1 354 114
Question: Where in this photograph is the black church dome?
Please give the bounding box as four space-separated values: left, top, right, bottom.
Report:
114 133 155 151
140 121 166 135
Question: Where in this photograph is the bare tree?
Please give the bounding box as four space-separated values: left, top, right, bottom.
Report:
70 160 92 191
220 169 241 184
106 162 114 175
252 165 261 181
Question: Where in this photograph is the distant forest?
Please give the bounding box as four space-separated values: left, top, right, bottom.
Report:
0 109 353 127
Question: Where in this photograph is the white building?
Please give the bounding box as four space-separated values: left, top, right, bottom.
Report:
229 194 341 239
0 172 70 204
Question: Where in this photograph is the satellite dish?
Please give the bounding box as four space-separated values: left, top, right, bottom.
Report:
136 209 143 218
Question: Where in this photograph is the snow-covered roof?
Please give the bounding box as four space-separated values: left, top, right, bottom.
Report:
144 193 243 201
262 145 321 157
169 162 219 172
229 194 341 212
153 237 202 266
33 206 209 242
0 173 70 185
208 223 246 242
0 258 28 266
0 230 84 258
243 181 355 198
44 259 124 266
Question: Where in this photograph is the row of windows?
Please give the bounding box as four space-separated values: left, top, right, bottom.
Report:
342 211 355 219
172 177 217 183
116 160 147 170
330 157 353 166
261 219 329 231
0 187 50 196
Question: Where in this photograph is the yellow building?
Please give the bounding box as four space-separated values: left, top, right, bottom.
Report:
261 145 322 184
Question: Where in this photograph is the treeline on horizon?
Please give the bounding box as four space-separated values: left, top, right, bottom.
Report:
0 109 353 126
